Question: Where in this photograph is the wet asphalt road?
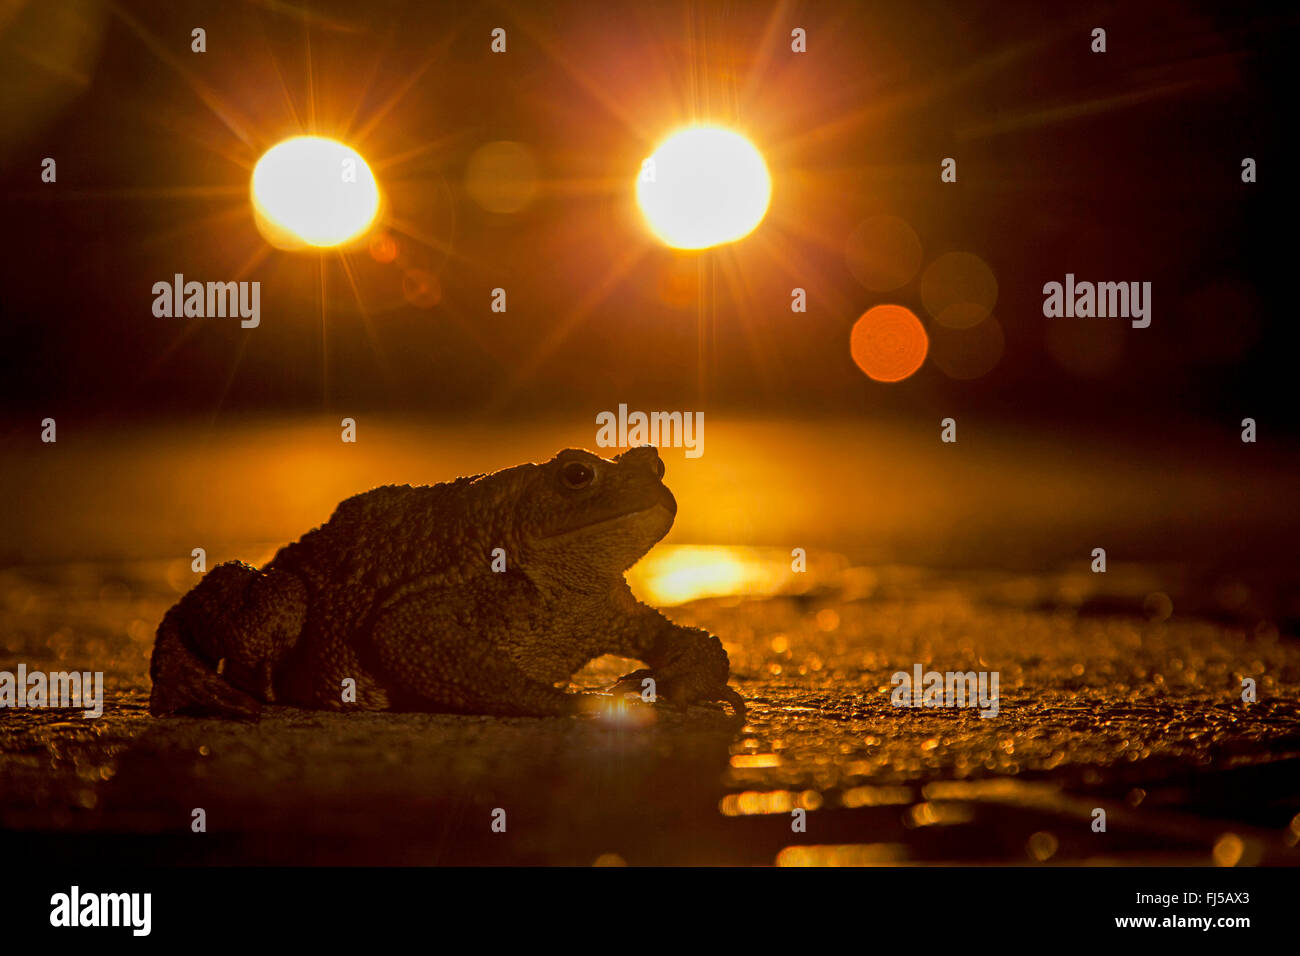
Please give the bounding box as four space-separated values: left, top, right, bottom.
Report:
3 555 1298 866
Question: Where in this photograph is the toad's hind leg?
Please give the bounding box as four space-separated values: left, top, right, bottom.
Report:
150 562 307 718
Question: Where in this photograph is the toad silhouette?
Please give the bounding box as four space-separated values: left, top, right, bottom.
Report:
149 447 744 719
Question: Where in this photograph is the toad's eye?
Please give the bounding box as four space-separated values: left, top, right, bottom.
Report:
560 461 595 489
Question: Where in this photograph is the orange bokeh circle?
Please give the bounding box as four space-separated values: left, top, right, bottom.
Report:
850 304 929 382
401 268 441 308
369 232 398 263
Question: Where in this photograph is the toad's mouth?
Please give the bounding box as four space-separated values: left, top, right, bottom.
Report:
541 501 676 539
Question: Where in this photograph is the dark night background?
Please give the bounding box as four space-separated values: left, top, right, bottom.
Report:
0 0 1293 431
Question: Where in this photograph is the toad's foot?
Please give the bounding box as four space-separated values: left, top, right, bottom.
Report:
610 660 747 719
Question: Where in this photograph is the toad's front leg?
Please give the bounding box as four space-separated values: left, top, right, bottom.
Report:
606 594 746 718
